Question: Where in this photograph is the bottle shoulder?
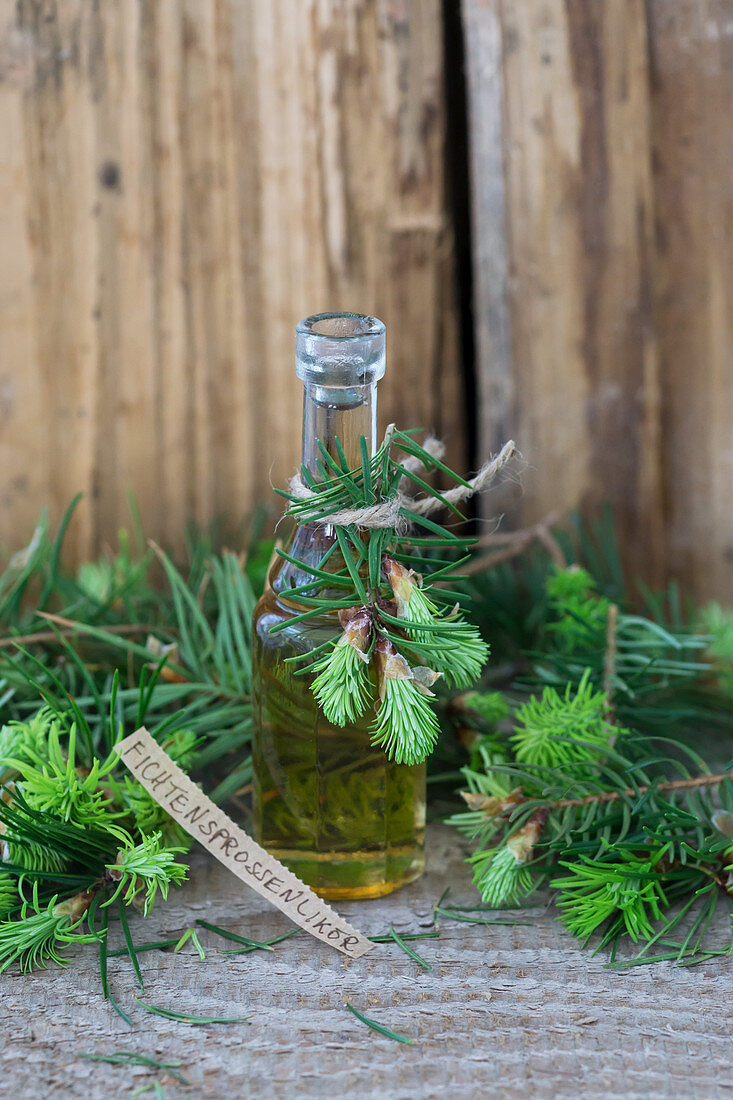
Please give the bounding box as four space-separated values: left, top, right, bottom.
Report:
254 524 343 655
253 586 339 655
268 524 337 594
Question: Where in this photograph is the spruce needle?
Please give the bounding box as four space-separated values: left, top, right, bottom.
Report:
107 937 181 958
221 928 299 954
118 899 144 990
135 998 250 1025
388 925 432 970
368 931 440 944
434 907 531 927
195 919 274 951
108 990 133 1027
78 1053 189 1086
345 1002 414 1045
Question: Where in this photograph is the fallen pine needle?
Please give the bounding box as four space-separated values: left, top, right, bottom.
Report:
221 928 299 955
389 925 432 970
78 1052 189 1086
174 927 206 959
135 998 250 1025
368 930 440 943
345 1002 414 1045
434 906 531 927
195 919 274 951
107 937 181 958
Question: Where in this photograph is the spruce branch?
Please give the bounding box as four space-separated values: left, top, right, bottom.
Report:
552 848 671 944
271 429 499 765
310 610 374 725
470 844 536 909
0 883 99 973
510 670 620 769
448 538 733 962
106 833 188 916
461 768 733 815
0 497 269 980
1 720 126 838
371 639 441 765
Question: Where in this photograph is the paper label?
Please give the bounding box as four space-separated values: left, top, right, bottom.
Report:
115 729 374 959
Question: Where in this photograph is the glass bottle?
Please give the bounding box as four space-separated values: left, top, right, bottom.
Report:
251 312 426 899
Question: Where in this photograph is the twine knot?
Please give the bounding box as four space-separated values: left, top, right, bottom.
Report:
287 432 518 531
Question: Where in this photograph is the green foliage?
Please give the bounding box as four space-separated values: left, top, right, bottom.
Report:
0 498 258 775
510 670 619 769
0 512 232 976
469 844 537 909
2 835 69 876
107 833 188 916
276 429 490 763
371 675 441 766
467 745 514 801
700 602 733 663
0 884 99 973
116 727 198 847
0 693 191 973
1 489 731 982
545 565 611 652
458 691 510 728
0 709 56 778
448 526 733 965
118 778 191 850
2 719 125 837
396 583 489 689
699 602 733 695
0 872 19 917
75 528 152 606
552 848 671 944
311 637 373 725
0 499 264 979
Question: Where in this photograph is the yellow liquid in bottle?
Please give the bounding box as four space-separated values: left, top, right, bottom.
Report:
252 529 426 900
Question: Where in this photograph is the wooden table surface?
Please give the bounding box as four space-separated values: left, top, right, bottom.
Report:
2 824 730 1099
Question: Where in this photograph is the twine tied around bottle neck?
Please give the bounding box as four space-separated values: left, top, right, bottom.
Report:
286 430 518 532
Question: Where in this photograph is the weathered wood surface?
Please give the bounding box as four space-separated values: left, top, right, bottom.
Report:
647 0 733 604
463 0 733 601
0 0 462 563
1 0 731 602
1 824 730 1099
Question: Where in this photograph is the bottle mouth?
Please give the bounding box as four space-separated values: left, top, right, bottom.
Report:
295 312 386 389
298 312 385 340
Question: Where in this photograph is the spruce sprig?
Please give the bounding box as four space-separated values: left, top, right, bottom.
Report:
106 833 188 915
274 430 492 765
0 498 260 980
0 688 193 975
510 669 621 769
2 718 126 837
0 883 100 973
551 848 671 944
448 556 733 964
469 845 537 909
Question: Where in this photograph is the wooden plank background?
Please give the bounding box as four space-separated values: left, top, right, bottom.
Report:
0 0 731 602
464 0 732 600
0 0 462 563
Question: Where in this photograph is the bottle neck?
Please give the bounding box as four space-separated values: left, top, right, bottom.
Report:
301 381 377 473
271 311 385 602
